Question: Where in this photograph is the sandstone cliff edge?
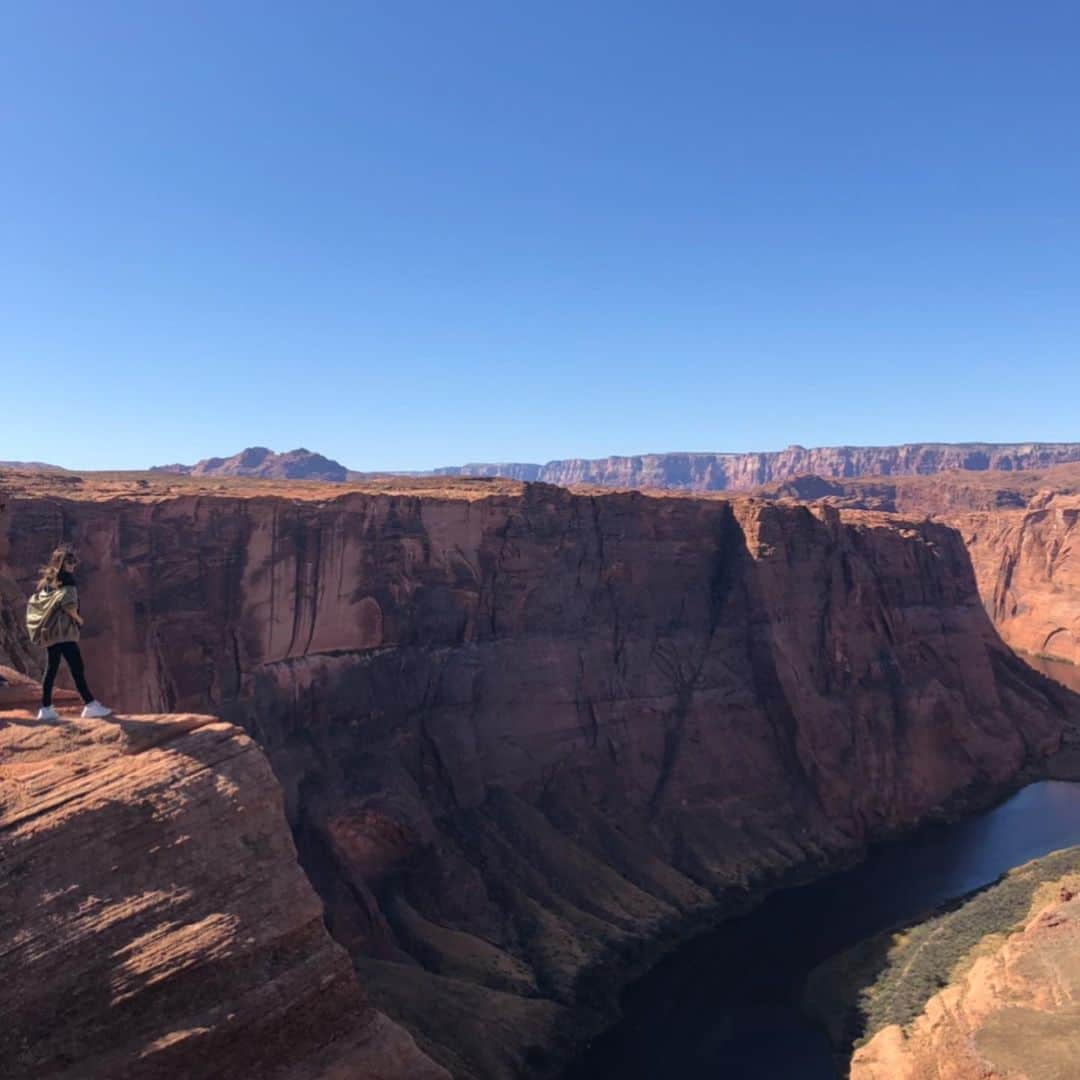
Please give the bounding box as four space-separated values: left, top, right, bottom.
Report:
0 692 447 1080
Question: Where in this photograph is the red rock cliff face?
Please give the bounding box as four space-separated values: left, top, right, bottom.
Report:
759 466 1080 670
0 705 447 1080
436 442 1080 491
955 495 1080 669
1 476 1075 1077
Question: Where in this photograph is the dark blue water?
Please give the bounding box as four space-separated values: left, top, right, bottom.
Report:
566 779 1080 1080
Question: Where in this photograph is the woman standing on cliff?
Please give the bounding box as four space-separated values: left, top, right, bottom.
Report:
27 546 112 720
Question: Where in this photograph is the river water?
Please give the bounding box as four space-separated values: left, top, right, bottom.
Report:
1025 654 1080 694
566 778 1080 1079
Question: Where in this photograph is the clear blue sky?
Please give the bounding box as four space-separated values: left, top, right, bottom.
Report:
3 2 1078 471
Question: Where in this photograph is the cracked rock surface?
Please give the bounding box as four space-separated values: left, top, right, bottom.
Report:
0 708 447 1080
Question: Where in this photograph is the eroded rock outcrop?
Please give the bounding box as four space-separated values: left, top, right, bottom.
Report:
851 853 1080 1080
435 442 1080 491
2 471 1075 1077
0 705 447 1080
0 664 79 710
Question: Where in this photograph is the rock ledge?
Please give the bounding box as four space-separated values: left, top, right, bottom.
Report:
0 708 447 1080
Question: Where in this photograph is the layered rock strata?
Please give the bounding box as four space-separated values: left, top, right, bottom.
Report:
434 442 1080 490
851 851 1080 1080
3 472 1076 1076
0 707 447 1080
758 464 1080 670
0 664 79 711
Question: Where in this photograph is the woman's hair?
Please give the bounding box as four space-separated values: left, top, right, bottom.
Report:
37 546 77 591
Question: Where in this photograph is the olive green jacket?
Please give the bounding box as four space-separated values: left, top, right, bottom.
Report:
26 585 81 647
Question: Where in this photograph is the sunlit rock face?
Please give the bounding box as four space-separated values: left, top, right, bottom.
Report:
0 709 448 1080
852 859 1080 1080
757 464 1080 670
1 472 1075 1077
957 495 1080 669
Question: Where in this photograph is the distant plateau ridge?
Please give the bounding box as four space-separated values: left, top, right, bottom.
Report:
130 441 1080 490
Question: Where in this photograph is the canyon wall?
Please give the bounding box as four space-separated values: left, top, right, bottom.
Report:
1 473 1075 1076
0 700 446 1080
956 496 1080 669
759 466 1080 670
435 442 1080 491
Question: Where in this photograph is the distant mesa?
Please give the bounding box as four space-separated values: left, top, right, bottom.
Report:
433 441 1080 491
151 446 348 482
0 460 64 472
432 461 544 482
146 441 1080 491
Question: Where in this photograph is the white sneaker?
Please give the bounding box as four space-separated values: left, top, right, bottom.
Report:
37 706 60 721
81 701 113 719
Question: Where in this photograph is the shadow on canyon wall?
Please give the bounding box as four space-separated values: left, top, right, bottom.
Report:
2 478 1078 1077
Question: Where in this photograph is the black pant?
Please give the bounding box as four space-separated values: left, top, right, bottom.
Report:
42 641 94 706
